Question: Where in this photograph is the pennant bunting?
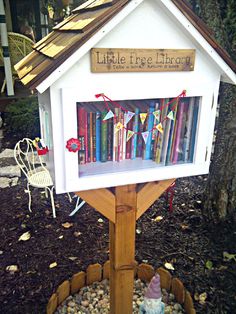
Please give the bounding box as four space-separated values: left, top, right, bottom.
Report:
124 111 135 124
167 111 174 120
140 113 147 125
142 131 150 144
103 110 114 121
156 122 164 134
114 122 124 133
126 130 135 142
153 110 161 121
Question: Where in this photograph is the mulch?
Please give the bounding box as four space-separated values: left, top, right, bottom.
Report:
0 133 236 314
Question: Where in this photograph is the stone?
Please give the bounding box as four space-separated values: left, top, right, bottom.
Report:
10 177 19 187
81 300 89 307
0 177 11 188
0 165 21 178
0 149 14 158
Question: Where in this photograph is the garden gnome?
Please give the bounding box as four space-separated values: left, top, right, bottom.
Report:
139 273 165 314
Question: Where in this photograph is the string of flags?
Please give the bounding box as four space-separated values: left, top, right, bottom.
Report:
95 90 186 144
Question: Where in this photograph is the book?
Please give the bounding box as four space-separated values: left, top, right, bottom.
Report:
125 118 133 159
183 97 194 162
113 107 119 161
77 106 87 165
144 101 155 160
131 107 140 160
101 111 108 162
95 111 101 161
107 115 113 161
189 98 199 162
155 99 168 164
172 101 185 163
165 99 178 164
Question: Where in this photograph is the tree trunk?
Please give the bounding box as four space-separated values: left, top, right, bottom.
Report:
192 0 236 222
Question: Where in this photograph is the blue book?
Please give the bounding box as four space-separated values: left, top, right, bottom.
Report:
189 99 199 162
131 107 139 159
96 111 101 161
144 102 155 159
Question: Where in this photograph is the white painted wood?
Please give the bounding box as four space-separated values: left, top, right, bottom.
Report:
59 162 209 193
37 0 235 93
158 0 236 84
37 0 233 193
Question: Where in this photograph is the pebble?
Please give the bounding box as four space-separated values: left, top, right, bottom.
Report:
54 278 186 314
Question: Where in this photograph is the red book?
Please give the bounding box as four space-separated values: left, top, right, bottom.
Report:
126 119 133 159
77 106 87 164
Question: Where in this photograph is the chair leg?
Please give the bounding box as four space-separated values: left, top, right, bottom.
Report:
1 79 6 94
26 183 32 212
48 186 56 218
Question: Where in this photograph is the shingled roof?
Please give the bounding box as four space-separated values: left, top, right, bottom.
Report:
15 0 236 91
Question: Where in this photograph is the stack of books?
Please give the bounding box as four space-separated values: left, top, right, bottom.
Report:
77 97 199 166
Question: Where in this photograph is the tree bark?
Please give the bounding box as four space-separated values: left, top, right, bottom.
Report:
192 0 236 222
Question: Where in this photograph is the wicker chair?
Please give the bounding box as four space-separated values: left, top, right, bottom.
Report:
0 32 34 93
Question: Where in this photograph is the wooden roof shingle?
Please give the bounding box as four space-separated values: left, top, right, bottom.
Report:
15 0 236 91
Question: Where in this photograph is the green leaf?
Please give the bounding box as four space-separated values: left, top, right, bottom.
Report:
205 260 213 270
223 252 236 262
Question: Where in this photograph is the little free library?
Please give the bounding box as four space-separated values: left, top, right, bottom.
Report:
16 1 236 314
16 0 236 194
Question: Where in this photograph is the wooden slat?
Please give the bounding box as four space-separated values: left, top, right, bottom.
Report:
103 260 110 279
75 188 115 223
136 179 176 220
86 263 102 285
171 277 185 304
184 290 195 314
46 293 58 314
16 52 47 80
56 280 70 305
156 267 172 291
137 263 155 282
40 33 83 58
60 18 95 31
109 184 137 314
21 58 53 86
73 0 113 13
70 271 86 294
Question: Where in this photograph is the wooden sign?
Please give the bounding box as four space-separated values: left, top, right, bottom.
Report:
91 48 195 73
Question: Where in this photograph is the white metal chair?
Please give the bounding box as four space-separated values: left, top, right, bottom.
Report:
14 138 56 218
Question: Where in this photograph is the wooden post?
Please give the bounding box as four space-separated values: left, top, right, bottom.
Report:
109 184 137 314
76 179 175 314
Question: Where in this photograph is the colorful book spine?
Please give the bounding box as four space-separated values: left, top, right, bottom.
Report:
126 119 133 159
189 99 199 162
122 112 127 160
89 112 94 162
96 111 101 161
131 107 139 159
165 100 178 164
92 112 96 162
161 112 171 164
172 101 185 163
101 111 108 162
144 102 155 160
155 99 168 163
77 107 86 165
183 98 194 162
107 116 113 161
113 108 119 161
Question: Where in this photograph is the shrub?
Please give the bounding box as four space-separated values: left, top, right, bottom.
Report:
5 96 40 139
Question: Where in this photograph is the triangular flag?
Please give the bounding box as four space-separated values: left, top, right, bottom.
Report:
153 110 161 121
124 111 135 125
167 111 174 120
156 123 163 134
140 113 147 125
103 110 114 121
142 131 150 144
126 130 135 142
114 122 124 133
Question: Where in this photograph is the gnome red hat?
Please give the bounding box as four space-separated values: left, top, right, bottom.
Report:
145 274 162 299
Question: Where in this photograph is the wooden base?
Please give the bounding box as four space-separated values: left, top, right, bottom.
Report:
75 179 175 314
